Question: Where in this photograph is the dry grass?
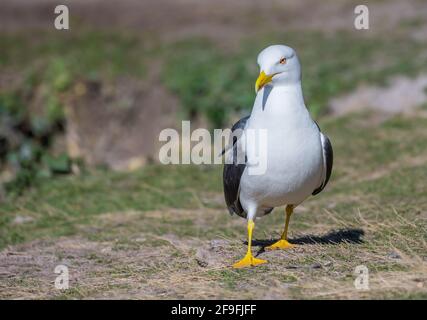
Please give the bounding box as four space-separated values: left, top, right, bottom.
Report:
0 204 426 299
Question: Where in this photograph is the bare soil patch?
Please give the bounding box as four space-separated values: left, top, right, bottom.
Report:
329 74 427 117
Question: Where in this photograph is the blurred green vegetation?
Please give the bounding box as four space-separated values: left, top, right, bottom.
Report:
1 29 427 193
163 32 427 126
0 32 146 78
0 32 146 193
0 90 72 193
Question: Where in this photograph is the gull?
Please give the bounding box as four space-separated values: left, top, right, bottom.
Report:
223 45 333 268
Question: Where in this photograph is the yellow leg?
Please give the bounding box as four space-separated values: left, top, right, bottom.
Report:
265 205 295 250
232 220 268 268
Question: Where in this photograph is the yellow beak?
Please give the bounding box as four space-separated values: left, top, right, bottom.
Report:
255 71 274 93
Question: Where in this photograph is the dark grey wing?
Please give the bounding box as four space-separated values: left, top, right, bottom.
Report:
220 115 249 156
312 131 333 195
222 116 249 217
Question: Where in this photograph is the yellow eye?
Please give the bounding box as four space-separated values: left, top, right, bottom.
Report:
279 57 286 65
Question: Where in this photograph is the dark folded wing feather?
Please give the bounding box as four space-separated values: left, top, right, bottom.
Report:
312 131 333 195
222 116 249 217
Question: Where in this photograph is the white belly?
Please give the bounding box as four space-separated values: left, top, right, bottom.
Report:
239 118 323 216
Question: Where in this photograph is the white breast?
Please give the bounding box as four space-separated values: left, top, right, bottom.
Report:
239 85 323 217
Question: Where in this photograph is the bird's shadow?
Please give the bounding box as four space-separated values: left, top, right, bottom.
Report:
244 228 365 256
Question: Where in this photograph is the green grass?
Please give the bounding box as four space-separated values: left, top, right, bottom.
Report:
0 165 221 248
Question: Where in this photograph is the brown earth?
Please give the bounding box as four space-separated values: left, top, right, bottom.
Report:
2 0 427 38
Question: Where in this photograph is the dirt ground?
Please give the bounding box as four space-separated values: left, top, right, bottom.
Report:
2 0 427 37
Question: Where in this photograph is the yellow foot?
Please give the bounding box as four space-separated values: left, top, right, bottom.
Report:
265 239 295 251
232 253 267 268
